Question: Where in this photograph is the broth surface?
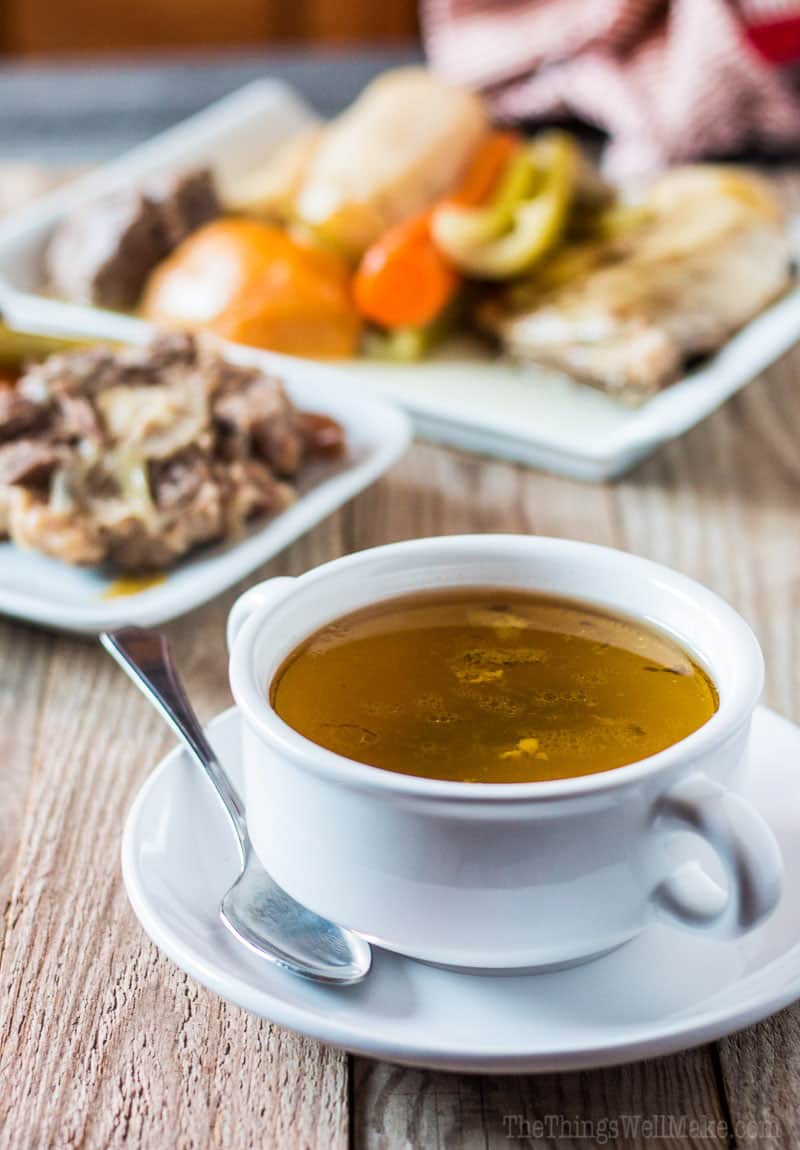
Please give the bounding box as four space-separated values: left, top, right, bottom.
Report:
270 589 718 783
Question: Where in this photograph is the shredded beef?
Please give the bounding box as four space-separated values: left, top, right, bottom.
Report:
0 388 48 442
0 440 63 487
0 333 344 569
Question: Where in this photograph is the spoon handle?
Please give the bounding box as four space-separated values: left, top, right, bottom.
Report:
100 626 248 855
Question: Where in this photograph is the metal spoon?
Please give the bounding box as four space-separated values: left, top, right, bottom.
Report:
101 626 372 986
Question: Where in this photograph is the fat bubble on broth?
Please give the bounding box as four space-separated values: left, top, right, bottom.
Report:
270 589 719 783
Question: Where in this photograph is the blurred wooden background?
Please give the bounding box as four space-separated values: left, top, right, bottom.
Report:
0 0 419 54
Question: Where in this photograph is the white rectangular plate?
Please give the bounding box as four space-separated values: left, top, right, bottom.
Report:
0 344 411 633
0 78 798 480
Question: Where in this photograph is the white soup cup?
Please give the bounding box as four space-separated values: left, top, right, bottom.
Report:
227 535 782 970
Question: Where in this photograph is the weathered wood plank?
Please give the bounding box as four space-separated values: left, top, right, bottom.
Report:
354 1053 729 1149
0 620 53 941
0 504 354 1150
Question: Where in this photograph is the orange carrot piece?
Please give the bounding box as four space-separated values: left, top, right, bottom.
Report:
449 131 521 208
353 131 522 330
354 218 458 329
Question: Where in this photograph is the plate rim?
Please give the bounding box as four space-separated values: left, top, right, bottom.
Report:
121 703 800 1073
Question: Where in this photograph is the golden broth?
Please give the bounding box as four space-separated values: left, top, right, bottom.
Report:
270 589 718 783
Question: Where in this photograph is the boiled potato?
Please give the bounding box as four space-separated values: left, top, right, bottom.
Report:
294 68 488 257
141 218 361 358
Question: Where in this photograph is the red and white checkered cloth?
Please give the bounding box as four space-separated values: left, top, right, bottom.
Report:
422 0 800 178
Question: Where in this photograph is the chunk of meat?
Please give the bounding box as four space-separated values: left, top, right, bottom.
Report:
104 479 223 569
296 411 346 458
212 371 287 433
149 448 210 510
0 440 63 487
45 191 168 309
109 335 200 384
482 168 793 403
19 347 118 402
97 380 211 459
19 334 200 407
45 170 220 309
7 488 105 565
253 417 302 476
216 459 295 535
212 373 303 475
149 168 220 247
52 394 101 443
0 387 48 441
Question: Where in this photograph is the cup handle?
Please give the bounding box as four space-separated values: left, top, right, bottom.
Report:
649 774 783 938
226 577 296 652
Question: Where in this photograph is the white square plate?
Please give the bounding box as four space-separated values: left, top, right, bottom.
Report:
0 78 798 480
0 342 411 633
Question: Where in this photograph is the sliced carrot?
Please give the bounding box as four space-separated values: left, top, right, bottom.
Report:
448 131 521 209
353 217 458 330
353 131 521 330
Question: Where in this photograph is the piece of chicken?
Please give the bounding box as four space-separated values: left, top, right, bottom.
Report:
481 168 793 404
293 68 488 256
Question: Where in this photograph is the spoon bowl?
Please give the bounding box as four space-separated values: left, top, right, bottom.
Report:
101 626 371 986
221 852 371 985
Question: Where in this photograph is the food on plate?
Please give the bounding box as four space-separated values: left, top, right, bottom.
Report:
480 167 792 403
149 168 221 247
141 218 360 358
271 587 717 784
39 67 793 404
46 190 166 309
432 134 580 279
225 128 324 220
45 167 220 308
0 332 344 569
292 68 488 257
353 131 519 332
354 211 461 332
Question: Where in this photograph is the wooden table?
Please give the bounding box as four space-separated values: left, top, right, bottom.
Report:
1 55 800 1150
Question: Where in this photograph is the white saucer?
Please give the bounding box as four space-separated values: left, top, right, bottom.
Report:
122 705 800 1073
